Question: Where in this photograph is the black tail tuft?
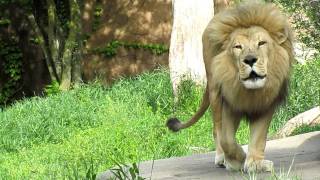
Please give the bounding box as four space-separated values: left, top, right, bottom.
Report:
166 118 182 132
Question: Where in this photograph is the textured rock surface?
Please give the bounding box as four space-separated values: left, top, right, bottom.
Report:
294 42 318 64
98 131 320 180
85 0 172 48
82 47 168 84
82 0 172 84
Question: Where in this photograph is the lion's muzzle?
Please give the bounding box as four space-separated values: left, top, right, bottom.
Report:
241 70 267 89
244 71 266 81
240 55 267 89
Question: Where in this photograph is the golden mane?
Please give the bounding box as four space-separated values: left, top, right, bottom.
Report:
199 1 295 114
206 1 294 62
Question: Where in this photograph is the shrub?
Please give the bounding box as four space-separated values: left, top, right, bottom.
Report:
273 0 320 51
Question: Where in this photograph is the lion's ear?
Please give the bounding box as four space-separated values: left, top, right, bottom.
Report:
275 28 288 44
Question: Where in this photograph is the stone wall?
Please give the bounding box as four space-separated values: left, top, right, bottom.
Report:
83 47 168 84
82 0 172 84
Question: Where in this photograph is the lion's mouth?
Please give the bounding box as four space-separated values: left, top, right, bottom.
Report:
241 71 267 89
243 71 266 81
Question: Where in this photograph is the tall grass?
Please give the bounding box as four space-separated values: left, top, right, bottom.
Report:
0 59 319 179
269 59 320 133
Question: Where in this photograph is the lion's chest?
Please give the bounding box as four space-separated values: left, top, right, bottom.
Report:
221 84 280 113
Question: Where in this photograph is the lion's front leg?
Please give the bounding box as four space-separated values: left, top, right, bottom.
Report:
244 109 275 172
212 102 225 167
220 104 246 170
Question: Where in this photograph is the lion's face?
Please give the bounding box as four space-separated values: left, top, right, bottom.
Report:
229 26 274 89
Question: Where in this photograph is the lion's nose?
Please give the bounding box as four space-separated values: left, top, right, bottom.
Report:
243 55 257 67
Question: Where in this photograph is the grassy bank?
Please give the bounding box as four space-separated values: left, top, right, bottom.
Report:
0 59 319 179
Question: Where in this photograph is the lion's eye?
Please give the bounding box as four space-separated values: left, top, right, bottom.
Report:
233 45 242 49
258 41 267 46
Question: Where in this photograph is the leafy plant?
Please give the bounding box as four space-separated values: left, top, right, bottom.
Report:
110 161 145 180
91 40 169 58
92 3 103 32
0 39 22 105
63 158 98 180
273 0 320 51
0 18 10 26
291 124 320 136
44 80 61 95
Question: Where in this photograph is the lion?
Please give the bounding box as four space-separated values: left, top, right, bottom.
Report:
166 1 294 172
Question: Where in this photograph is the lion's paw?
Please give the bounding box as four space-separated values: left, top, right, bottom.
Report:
244 159 274 173
215 153 225 168
224 158 243 171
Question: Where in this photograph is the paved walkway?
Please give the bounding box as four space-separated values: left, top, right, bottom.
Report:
98 131 320 180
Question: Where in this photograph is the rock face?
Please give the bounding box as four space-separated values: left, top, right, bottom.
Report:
98 131 320 180
277 106 320 138
82 47 168 84
85 0 172 48
294 42 318 64
82 0 172 84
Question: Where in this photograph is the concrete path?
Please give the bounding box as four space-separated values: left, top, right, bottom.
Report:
98 131 320 180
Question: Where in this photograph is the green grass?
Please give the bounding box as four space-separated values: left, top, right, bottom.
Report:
291 124 320 136
0 59 319 179
269 59 320 135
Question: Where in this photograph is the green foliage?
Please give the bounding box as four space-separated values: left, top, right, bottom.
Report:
291 124 320 136
0 0 31 6
243 164 302 180
110 161 145 180
0 58 318 178
92 40 169 58
44 80 61 95
64 158 98 180
176 79 204 113
273 0 320 51
92 3 103 32
0 0 32 15
269 59 320 133
29 36 43 45
0 39 22 106
0 69 175 178
0 18 10 26
55 0 70 32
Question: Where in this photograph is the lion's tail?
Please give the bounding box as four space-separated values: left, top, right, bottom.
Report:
166 85 210 132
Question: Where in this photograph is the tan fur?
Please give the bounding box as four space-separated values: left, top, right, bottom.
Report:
167 1 294 172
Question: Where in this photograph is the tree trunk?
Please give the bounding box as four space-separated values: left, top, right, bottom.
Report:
14 0 83 91
27 14 59 82
169 0 214 95
60 0 82 90
59 37 73 91
72 0 83 85
47 0 63 80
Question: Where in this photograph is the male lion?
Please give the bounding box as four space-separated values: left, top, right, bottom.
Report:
167 1 294 172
